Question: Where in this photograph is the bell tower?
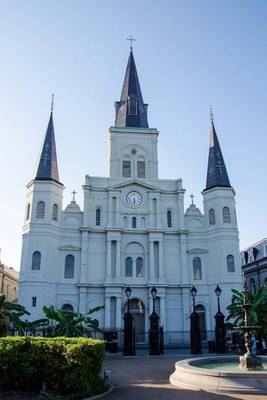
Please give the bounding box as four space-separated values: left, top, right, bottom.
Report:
108 49 159 181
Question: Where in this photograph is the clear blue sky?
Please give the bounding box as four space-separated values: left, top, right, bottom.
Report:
1 0 267 270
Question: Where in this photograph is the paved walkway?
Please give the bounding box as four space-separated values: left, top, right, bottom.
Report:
103 355 267 400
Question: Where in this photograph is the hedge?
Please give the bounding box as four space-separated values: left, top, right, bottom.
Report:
0 337 105 398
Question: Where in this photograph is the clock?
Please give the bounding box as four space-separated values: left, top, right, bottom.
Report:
126 191 142 208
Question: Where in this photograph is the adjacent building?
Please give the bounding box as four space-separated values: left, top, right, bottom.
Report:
19 49 242 343
0 260 19 302
241 238 267 293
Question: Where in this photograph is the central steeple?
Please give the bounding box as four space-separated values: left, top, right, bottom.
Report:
114 50 149 128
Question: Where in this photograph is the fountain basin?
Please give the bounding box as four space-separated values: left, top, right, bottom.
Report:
169 356 267 394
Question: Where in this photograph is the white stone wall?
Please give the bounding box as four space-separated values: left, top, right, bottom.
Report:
19 124 242 339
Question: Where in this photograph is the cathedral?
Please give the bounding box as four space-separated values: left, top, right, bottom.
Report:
19 49 242 343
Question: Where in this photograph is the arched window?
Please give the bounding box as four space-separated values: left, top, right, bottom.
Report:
123 216 128 228
250 278 256 294
193 257 202 280
167 210 172 228
132 216 137 228
61 303 74 312
223 207 231 223
227 255 235 272
96 208 101 226
32 251 41 270
36 201 45 218
136 257 144 277
128 95 138 115
196 304 207 340
52 204 58 221
125 257 133 277
209 208 215 225
26 203 31 220
64 255 74 278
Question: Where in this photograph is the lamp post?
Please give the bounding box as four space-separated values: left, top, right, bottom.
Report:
214 285 225 353
190 286 202 354
123 286 135 356
149 286 160 355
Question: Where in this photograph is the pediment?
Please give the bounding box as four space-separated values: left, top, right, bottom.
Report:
109 179 159 192
187 248 208 254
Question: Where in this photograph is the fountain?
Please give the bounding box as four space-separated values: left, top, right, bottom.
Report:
169 284 267 393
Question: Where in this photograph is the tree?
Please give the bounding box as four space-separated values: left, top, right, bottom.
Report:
226 284 267 338
0 294 30 336
41 305 104 337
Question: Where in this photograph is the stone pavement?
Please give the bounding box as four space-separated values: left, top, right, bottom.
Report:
103 355 267 400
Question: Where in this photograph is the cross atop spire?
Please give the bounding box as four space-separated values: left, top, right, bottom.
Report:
71 190 77 202
127 35 136 50
210 105 214 124
190 194 195 205
35 103 62 185
51 94 54 113
114 49 149 128
204 112 231 191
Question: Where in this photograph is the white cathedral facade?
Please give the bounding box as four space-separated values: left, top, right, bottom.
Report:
19 50 242 343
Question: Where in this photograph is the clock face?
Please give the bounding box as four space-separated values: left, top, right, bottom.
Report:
126 191 142 208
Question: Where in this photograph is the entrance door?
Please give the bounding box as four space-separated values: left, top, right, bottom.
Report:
128 299 145 343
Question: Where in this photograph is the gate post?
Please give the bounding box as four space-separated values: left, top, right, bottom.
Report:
123 286 135 356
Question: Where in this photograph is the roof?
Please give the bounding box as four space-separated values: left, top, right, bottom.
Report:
204 121 231 191
35 112 62 185
115 50 149 128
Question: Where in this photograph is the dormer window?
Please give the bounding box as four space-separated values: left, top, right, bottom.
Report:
128 95 138 116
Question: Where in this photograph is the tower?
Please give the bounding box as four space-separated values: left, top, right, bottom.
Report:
108 49 159 181
202 114 241 315
19 105 64 318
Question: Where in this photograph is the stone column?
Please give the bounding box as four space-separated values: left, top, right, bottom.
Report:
180 234 188 284
116 296 122 328
182 287 191 345
80 231 89 283
106 239 112 281
78 286 87 314
116 240 121 279
105 295 111 328
160 295 166 328
159 240 164 282
149 241 155 282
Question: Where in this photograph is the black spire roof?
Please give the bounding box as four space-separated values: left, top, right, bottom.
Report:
35 111 61 185
115 50 149 128
204 120 231 191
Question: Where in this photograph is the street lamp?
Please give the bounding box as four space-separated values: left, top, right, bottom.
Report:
215 285 222 313
190 285 201 354
214 285 225 354
149 286 160 355
151 286 157 313
123 286 134 356
125 286 131 313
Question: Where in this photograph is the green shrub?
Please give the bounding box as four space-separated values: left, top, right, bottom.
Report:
0 337 105 398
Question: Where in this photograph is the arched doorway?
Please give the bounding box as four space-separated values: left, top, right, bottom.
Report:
125 298 145 343
195 304 206 340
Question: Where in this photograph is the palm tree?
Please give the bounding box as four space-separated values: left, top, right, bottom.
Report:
41 305 104 337
226 284 267 338
0 294 30 336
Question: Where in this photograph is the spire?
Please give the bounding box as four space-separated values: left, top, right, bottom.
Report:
205 112 231 191
35 100 61 185
115 49 149 128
